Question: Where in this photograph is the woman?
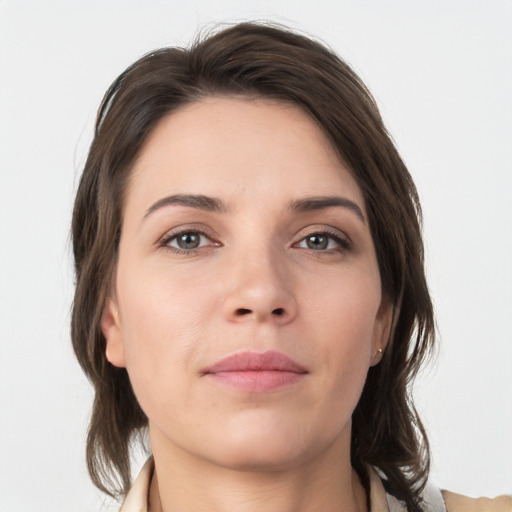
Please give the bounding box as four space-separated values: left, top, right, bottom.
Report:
71 22 511 512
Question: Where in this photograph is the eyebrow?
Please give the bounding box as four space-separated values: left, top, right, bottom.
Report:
289 196 366 223
143 193 365 223
144 194 227 218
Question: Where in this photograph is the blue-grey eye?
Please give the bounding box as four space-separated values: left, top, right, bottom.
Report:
306 234 329 250
297 233 345 251
168 232 209 250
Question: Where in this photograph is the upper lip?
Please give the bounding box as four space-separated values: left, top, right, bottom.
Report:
203 350 308 374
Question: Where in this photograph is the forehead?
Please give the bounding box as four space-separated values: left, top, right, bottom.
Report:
125 96 364 214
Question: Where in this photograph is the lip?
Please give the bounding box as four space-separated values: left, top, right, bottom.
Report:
202 350 308 392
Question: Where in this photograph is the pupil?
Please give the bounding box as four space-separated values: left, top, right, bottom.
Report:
178 233 200 249
307 235 328 250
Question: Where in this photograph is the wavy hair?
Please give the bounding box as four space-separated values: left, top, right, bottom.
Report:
71 22 435 511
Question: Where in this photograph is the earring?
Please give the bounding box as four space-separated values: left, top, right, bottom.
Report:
374 348 383 359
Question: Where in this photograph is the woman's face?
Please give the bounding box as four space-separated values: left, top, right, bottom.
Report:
102 97 390 471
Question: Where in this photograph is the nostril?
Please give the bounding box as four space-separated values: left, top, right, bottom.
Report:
235 308 252 316
272 308 285 316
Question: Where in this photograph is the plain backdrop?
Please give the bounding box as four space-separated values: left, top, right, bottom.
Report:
0 1 511 511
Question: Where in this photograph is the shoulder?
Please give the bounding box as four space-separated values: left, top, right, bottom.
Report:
442 490 512 512
369 467 511 512
119 457 154 512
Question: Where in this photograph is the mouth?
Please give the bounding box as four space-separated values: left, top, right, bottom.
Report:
202 350 308 392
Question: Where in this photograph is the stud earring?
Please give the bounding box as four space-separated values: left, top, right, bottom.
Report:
374 348 383 359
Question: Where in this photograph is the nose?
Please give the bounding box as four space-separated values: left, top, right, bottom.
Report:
222 248 298 325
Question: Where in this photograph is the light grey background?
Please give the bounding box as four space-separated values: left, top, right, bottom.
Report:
0 1 510 511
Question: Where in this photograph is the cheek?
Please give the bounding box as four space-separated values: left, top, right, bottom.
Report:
304 269 381 393
118 261 214 346
307 268 381 344
114 264 218 408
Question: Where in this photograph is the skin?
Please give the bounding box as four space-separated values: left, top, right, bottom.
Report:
102 97 391 512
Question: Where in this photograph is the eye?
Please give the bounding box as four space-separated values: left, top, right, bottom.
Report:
296 232 350 252
161 230 214 252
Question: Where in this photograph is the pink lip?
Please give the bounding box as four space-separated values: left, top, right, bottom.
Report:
203 351 308 392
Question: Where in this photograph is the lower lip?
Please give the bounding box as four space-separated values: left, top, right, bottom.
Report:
206 370 306 392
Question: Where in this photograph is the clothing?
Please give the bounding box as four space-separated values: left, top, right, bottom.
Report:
120 458 512 512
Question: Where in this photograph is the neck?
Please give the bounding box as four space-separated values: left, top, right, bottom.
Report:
148 426 367 512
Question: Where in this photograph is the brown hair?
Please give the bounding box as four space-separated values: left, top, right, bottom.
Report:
72 22 435 511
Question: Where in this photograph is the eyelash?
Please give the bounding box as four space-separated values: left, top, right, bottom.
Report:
158 227 352 255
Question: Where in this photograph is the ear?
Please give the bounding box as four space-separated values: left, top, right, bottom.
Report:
370 299 393 367
101 297 126 368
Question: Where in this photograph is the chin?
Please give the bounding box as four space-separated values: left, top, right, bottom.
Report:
201 414 331 472
210 442 308 473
